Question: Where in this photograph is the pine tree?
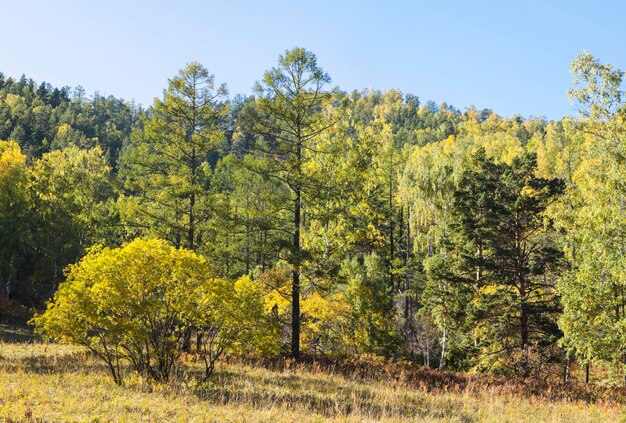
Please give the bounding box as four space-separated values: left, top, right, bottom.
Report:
121 62 228 251
242 48 338 359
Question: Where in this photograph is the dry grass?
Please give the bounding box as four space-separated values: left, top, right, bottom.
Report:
0 326 624 422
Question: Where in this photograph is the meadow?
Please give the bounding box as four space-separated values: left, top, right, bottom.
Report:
0 324 623 423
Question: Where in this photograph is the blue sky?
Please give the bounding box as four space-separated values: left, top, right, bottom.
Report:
1 1 623 119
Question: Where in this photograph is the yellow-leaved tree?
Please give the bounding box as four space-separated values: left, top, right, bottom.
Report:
0 140 29 299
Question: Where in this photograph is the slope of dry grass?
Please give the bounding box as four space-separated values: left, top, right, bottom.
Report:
0 325 624 422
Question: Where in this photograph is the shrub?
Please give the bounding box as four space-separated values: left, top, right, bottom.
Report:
32 238 278 384
194 275 281 379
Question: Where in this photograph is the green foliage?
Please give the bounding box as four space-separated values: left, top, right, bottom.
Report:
207 153 290 276
120 62 227 251
341 253 399 355
423 149 564 374
27 146 118 298
555 52 626 373
0 74 137 163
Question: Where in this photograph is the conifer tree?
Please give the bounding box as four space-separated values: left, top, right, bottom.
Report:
242 48 338 359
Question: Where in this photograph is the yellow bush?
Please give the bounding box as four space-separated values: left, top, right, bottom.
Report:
32 238 279 384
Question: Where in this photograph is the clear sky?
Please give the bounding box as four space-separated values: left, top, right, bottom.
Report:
1 0 623 119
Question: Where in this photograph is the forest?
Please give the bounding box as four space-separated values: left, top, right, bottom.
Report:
2 47 626 388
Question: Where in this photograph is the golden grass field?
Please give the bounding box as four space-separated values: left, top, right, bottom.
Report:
0 324 624 422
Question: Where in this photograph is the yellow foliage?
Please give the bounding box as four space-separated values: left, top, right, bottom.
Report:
55 123 72 138
32 238 279 383
0 140 27 182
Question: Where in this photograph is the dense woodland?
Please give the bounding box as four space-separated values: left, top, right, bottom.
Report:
3 48 626 384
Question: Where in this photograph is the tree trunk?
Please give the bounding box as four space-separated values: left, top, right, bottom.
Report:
245 187 250 274
182 329 192 353
516 224 529 352
196 332 203 353
476 244 483 282
4 257 13 299
5 273 11 299
291 187 301 360
623 354 626 387
439 324 447 370
520 303 528 350
262 230 267 271
389 166 394 288
403 208 410 320
189 191 195 251
183 145 196 353
189 144 196 251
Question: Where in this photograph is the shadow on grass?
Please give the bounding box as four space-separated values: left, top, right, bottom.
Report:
192 367 476 421
231 354 626 406
1 351 110 375
0 323 37 343
3 350 478 421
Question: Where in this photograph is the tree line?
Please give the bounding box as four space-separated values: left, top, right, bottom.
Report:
2 48 625 383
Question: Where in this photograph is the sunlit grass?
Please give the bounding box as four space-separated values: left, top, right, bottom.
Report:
0 332 623 422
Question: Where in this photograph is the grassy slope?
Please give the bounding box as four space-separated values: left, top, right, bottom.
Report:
0 326 623 422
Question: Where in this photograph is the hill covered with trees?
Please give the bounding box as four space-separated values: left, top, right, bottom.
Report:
2 48 625 386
